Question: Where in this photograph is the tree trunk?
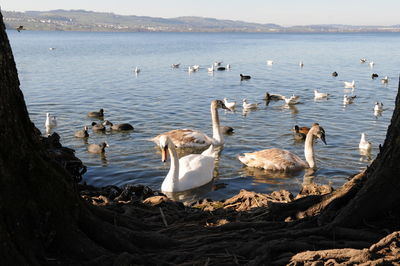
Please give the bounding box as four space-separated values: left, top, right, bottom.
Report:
331 77 400 226
0 11 86 265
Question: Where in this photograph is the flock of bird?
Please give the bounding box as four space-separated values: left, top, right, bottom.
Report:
44 57 389 194
45 108 134 154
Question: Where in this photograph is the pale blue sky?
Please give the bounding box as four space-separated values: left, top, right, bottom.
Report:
1 0 399 26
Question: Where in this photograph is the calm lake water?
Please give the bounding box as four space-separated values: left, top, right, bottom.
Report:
8 30 399 201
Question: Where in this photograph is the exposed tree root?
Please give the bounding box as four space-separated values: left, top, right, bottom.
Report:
56 177 399 265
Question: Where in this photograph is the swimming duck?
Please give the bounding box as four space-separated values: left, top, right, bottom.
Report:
220 126 234 135
74 126 89 138
134 66 141 74
103 120 134 131
45 112 57 128
151 100 227 148
381 76 389 84
343 95 356 104
359 133 372 151
293 125 306 141
314 90 329 99
369 61 375 67
159 135 216 193
267 60 274 65
214 61 222 66
264 92 285 101
91 122 105 132
226 64 231 70
239 123 326 171
344 80 355 88
299 61 304 67
88 142 109 154
360 58 367 63
240 74 251 80
217 66 226 71
207 65 214 72
171 63 180 68
223 98 236 109
371 73 379 79
87 109 104 118
332 71 338 77
242 99 260 109
293 125 310 135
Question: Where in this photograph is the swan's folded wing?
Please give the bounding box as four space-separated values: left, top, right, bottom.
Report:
238 148 306 171
151 129 211 147
178 154 215 189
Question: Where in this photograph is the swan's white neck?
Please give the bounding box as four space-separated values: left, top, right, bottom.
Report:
163 140 180 191
304 130 316 169
211 104 224 145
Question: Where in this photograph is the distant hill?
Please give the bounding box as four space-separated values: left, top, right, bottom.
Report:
3 9 400 33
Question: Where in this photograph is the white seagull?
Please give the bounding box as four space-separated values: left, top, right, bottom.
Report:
314 89 329 99
223 98 236 109
242 99 260 109
359 133 372 152
344 80 355 88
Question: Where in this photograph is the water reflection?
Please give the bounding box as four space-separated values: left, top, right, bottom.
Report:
281 104 299 115
374 110 383 118
88 152 109 166
239 166 300 184
359 149 373 162
162 181 214 202
302 168 316 185
242 108 258 117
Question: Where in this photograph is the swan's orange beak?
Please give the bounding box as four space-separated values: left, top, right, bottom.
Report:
161 147 168 162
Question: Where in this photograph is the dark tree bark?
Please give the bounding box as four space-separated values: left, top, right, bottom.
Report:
331 78 400 226
1 9 400 265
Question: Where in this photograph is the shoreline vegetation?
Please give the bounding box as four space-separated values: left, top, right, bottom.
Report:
4 9 400 33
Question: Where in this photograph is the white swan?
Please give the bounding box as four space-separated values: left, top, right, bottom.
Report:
359 133 372 151
151 100 227 148
223 98 236 109
159 135 216 192
242 99 260 109
343 95 356 104
314 90 329 99
45 112 57 128
207 65 214 72
344 80 355 88
381 76 389 84
238 123 326 171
